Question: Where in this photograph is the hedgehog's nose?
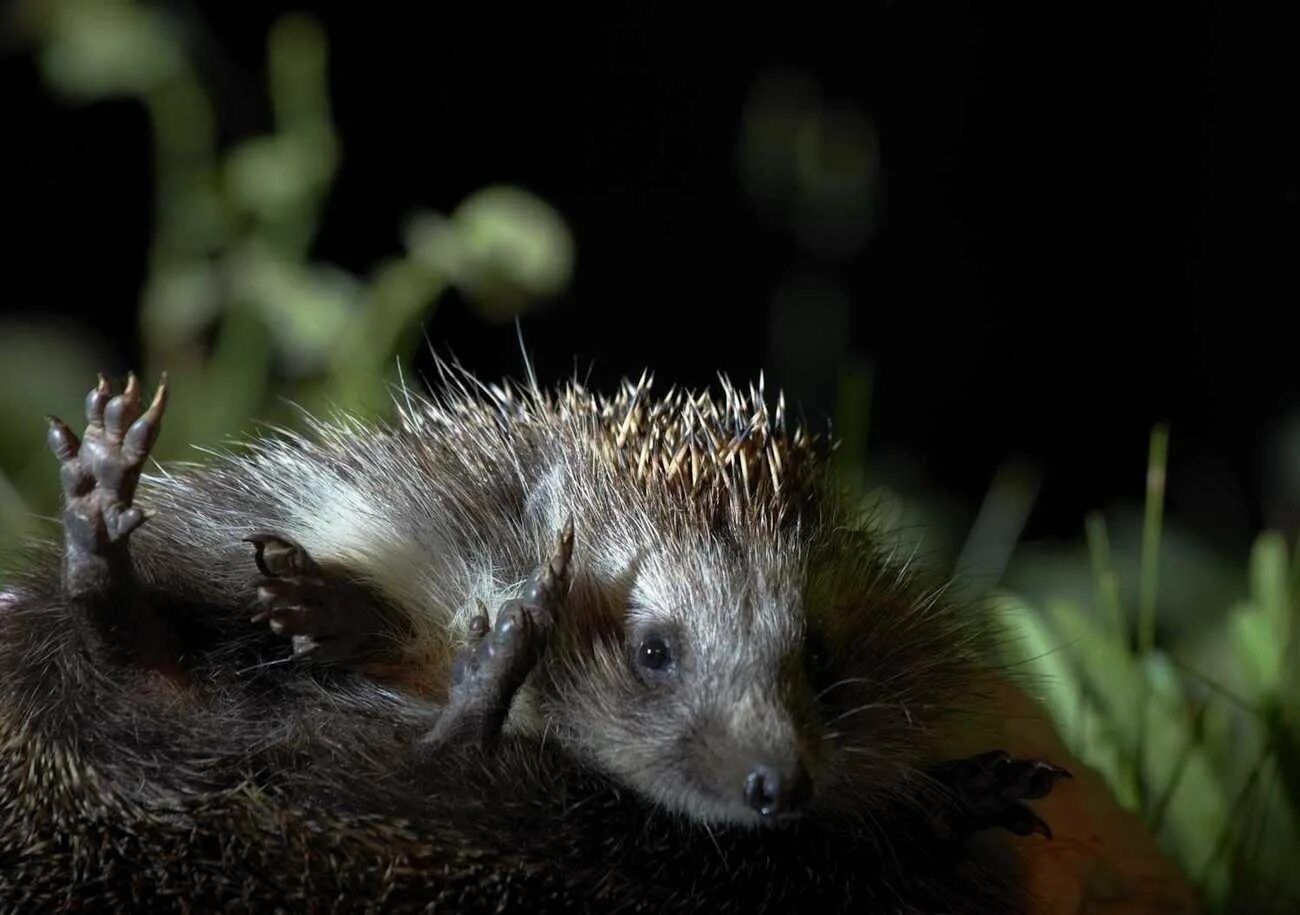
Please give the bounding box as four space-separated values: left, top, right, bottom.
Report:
743 763 812 817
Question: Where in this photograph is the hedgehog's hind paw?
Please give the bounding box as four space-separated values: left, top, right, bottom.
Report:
49 372 168 599
423 520 574 750
928 750 1071 840
247 533 389 664
425 602 545 748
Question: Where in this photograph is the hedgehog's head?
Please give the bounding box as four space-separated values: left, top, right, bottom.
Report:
528 375 982 828
541 515 985 830
540 520 817 827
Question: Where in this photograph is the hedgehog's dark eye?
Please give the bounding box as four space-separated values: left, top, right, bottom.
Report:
637 635 673 672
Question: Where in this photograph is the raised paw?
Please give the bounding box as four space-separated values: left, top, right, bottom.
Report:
246 532 391 663
928 749 1071 839
48 372 168 598
425 518 574 749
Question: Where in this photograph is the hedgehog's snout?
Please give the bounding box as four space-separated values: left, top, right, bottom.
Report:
743 760 813 818
702 679 817 822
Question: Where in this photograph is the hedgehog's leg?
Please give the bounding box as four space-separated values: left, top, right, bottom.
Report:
246 533 394 664
423 519 574 749
927 750 1072 840
47 373 171 660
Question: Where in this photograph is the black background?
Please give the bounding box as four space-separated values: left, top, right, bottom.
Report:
4 2 1296 549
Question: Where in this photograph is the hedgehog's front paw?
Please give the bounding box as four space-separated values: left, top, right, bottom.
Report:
424 518 574 749
47 373 168 598
247 533 387 663
929 750 1071 839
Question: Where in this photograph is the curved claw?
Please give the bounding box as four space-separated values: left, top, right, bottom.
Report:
1015 761 1072 800
528 516 575 605
46 416 80 462
85 375 110 429
123 375 169 463
245 532 318 578
105 373 144 442
998 803 1054 838
255 601 314 636
467 602 491 643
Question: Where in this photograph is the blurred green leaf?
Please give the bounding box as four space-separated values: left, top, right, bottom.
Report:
407 186 574 318
36 0 183 99
1229 533 1290 703
994 593 1082 741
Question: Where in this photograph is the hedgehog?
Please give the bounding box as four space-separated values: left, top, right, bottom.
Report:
0 367 1068 913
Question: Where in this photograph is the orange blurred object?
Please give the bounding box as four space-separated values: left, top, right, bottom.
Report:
985 679 1200 915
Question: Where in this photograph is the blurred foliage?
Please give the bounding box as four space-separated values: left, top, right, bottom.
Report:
999 521 1299 912
739 71 880 259
836 399 1299 913
0 0 572 558
2 5 1297 912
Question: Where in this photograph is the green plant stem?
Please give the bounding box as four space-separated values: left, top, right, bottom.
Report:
1136 423 1170 816
1086 511 1127 648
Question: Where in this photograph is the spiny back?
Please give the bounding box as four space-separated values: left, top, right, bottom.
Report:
399 366 828 530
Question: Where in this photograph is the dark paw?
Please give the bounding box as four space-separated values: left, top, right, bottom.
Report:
246 532 388 663
929 749 1071 839
426 518 574 748
48 373 168 596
